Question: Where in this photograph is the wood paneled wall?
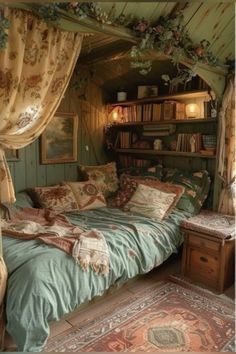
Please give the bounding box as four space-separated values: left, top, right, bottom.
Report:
8 80 109 193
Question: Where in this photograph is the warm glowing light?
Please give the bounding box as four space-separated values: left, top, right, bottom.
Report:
112 111 118 121
185 103 199 118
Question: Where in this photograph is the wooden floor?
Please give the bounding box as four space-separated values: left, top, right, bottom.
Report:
4 253 235 351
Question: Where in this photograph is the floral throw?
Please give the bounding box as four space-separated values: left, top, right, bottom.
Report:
65 181 106 210
78 162 119 198
124 184 177 220
30 185 79 213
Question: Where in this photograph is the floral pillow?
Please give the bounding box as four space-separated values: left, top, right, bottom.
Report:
110 174 184 209
163 169 211 214
124 184 177 220
29 185 78 213
78 162 119 197
65 181 106 210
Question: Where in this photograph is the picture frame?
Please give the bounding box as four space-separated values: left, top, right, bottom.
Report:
41 112 78 164
137 85 158 99
5 148 19 161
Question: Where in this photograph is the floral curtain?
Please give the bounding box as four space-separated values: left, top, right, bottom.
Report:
217 75 235 215
0 8 83 309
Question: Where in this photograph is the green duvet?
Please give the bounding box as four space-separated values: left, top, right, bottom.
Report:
3 207 190 352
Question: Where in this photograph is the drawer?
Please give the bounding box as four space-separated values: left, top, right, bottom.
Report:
187 248 219 283
188 233 220 252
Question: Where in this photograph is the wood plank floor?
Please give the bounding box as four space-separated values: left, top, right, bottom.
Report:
4 253 235 351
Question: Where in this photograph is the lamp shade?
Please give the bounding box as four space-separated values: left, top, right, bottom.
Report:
185 103 200 118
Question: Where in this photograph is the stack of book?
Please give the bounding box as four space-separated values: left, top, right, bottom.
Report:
118 101 186 123
152 104 162 121
122 106 137 122
176 133 202 152
142 124 176 137
119 156 150 168
163 101 186 120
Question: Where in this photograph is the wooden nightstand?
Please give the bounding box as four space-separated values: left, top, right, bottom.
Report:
181 210 235 293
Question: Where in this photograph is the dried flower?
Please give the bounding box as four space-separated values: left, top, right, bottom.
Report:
135 20 148 33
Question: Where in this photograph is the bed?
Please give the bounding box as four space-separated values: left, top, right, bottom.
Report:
2 167 211 352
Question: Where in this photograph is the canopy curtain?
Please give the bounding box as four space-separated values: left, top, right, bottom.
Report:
217 75 235 215
0 7 83 313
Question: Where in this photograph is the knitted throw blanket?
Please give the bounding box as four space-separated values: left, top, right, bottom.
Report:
2 207 109 276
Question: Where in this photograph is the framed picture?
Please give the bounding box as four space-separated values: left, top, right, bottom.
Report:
5 148 19 161
137 85 158 99
41 112 78 164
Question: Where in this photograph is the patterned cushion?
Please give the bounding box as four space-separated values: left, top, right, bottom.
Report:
29 185 78 213
124 184 177 220
163 169 211 214
110 174 184 209
78 162 119 197
181 210 235 240
65 181 106 210
118 165 163 180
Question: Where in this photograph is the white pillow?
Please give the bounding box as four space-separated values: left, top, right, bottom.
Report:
124 183 176 220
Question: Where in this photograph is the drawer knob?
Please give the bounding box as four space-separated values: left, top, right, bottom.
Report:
200 256 208 263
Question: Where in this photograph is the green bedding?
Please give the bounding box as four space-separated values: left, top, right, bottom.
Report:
3 207 190 352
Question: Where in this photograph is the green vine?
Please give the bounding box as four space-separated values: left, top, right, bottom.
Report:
126 12 220 75
0 3 223 76
0 9 10 49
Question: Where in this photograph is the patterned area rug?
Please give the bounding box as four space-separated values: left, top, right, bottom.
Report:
45 277 235 352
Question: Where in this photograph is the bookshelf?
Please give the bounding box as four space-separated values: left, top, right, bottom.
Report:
110 90 209 107
115 149 216 159
106 90 218 176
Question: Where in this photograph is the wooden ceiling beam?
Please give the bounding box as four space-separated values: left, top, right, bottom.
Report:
79 40 133 65
170 2 189 16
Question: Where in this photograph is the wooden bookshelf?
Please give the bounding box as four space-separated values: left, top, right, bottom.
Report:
115 149 216 159
113 118 217 127
110 90 209 107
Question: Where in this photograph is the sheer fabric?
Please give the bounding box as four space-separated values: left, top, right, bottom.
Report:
217 76 235 215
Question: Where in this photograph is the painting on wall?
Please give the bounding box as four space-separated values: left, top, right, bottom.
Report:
41 112 78 164
5 149 19 161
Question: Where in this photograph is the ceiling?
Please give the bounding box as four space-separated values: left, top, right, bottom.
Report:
77 2 235 95
79 2 235 63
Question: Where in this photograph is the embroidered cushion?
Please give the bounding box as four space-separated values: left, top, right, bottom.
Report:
29 185 78 213
110 174 184 209
124 184 177 220
65 181 106 210
78 162 119 197
163 169 211 214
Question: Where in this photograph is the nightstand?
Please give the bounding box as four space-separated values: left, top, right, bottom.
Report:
181 210 235 293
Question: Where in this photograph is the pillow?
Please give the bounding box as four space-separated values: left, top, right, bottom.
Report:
118 165 163 180
110 174 184 209
124 184 177 220
29 185 78 213
78 162 119 197
15 192 34 208
65 181 106 210
163 169 211 214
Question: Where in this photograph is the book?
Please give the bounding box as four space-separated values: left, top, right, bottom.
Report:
152 104 161 121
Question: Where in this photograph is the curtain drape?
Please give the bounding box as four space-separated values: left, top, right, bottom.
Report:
0 8 83 202
217 76 235 215
0 8 83 311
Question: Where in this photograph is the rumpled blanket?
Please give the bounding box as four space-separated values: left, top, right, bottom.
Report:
1 207 109 275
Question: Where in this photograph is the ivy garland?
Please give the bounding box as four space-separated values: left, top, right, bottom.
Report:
0 3 223 75
0 10 10 49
